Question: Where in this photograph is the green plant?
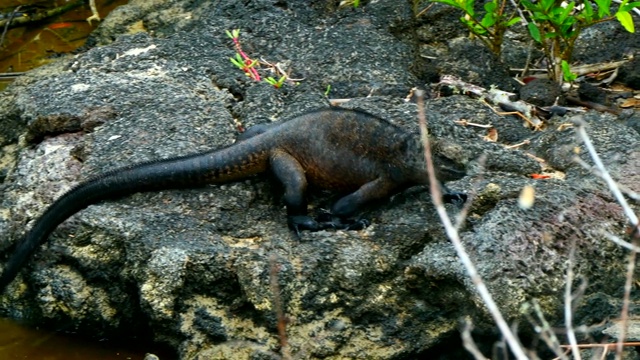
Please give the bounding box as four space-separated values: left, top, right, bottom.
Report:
324 84 332 97
429 0 522 54
429 0 639 83
265 75 287 89
226 29 261 81
521 0 639 83
561 60 577 82
229 53 259 79
226 29 298 89
339 0 361 8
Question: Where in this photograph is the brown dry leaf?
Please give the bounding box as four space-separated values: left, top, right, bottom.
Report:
483 127 498 142
610 83 634 92
620 98 640 108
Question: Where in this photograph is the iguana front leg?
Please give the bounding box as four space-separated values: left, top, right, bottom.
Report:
269 150 323 234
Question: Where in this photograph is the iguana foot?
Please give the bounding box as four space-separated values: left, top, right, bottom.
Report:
315 210 370 230
288 213 370 236
288 215 339 237
340 218 370 230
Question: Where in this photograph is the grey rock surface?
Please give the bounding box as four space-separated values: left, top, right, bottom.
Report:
0 0 638 359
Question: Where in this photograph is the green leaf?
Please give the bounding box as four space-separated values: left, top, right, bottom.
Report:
560 18 578 36
561 60 577 82
532 13 549 21
506 16 522 27
557 1 575 24
541 0 555 12
582 0 594 22
527 22 542 42
463 0 476 16
481 13 497 28
616 10 635 32
431 0 465 10
230 56 244 69
519 0 536 10
621 1 640 12
545 31 560 39
594 0 612 17
484 1 497 13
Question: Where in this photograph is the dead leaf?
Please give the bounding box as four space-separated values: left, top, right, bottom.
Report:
483 127 498 142
620 98 640 108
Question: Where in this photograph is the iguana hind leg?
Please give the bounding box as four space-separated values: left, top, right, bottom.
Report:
331 177 400 219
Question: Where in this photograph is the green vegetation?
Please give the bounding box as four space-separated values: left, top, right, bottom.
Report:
520 0 639 82
265 75 287 89
226 29 292 88
424 0 640 83
429 0 521 55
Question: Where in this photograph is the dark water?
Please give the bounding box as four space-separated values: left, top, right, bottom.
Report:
0 0 130 90
0 318 166 359
0 1 174 358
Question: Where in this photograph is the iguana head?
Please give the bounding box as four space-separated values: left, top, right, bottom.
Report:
405 136 467 184
430 139 468 182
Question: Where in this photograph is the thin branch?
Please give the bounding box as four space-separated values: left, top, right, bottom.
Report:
0 1 85 30
522 300 568 360
572 117 639 236
415 89 529 360
571 116 640 358
0 6 21 47
602 232 640 252
269 255 291 360
86 0 101 24
615 238 638 360
564 244 581 360
573 157 640 201
559 341 640 349
462 319 490 360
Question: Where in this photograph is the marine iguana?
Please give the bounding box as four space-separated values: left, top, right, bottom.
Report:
0 108 467 291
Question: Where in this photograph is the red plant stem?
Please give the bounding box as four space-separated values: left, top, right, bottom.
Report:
232 37 261 81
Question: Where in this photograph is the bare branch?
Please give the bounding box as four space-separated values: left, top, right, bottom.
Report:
521 300 568 360
615 239 638 360
572 117 639 237
602 232 640 252
0 1 85 30
269 254 291 360
462 319 490 360
564 244 581 360
415 89 529 360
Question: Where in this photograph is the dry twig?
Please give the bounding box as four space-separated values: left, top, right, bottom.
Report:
616 240 638 360
0 1 85 30
522 300 568 359
416 89 528 360
572 117 639 239
564 244 581 360
438 75 541 129
86 0 100 24
462 319 490 360
269 255 291 360
572 116 640 359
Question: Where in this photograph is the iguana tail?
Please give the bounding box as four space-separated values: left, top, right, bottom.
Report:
0 140 269 292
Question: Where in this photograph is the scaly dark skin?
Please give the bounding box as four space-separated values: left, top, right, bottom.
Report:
0 108 467 292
